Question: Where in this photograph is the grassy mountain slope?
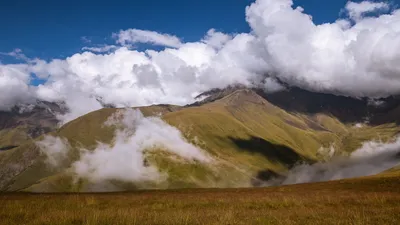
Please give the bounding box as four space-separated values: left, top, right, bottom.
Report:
0 89 399 192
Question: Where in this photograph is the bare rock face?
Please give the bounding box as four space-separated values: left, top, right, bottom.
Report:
0 101 67 150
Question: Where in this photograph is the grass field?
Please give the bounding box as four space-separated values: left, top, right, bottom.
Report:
1 174 399 225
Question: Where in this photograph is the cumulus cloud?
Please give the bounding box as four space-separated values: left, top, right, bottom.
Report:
0 64 35 110
246 0 400 97
114 29 183 48
2 0 400 123
201 29 233 49
25 34 262 123
37 109 212 183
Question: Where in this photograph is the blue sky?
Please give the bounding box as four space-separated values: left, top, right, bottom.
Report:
1 0 400 117
0 0 366 62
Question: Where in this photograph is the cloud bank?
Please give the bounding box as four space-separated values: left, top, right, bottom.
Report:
2 0 400 123
36 136 70 168
266 137 400 186
37 109 212 183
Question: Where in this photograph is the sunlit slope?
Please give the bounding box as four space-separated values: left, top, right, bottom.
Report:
165 89 398 158
0 105 181 191
380 164 400 177
0 126 32 150
1 90 399 192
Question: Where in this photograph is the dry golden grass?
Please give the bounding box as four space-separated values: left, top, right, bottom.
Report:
1 175 400 225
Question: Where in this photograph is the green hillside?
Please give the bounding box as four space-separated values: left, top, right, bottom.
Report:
0 89 399 192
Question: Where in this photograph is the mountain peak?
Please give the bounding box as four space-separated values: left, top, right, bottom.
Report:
217 89 269 106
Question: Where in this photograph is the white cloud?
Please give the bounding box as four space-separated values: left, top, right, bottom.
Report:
0 48 31 62
345 1 390 21
202 29 233 49
246 0 400 97
37 109 212 183
266 137 400 186
81 45 117 53
2 0 400 123
0 64 35 110
114 29 183 48
36 136 70 168
263 77 285 93
24 36 262 124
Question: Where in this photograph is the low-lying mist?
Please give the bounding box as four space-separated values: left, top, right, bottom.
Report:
37 109 212 184
265 138 400 186
37 110 400 189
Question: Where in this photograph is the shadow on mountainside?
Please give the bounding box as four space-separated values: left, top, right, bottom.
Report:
256 87 400 126
228 136 311 168
189 85 400 125
228 135 313 186
254 88 372 124
0 145 18 151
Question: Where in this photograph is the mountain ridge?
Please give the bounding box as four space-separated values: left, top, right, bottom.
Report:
0 87 399 192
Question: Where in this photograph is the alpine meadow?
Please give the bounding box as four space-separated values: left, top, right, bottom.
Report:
1 0 400 224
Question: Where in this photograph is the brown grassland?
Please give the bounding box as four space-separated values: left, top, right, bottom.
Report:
1 173 399 225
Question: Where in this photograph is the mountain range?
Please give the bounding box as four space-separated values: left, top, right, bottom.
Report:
1 87 399 192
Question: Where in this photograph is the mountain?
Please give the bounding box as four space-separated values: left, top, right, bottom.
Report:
0 88 399 192
0 101 66 151
194 85 400 124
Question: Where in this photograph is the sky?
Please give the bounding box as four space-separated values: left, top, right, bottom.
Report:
1 0 400 124
1 0 355 61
